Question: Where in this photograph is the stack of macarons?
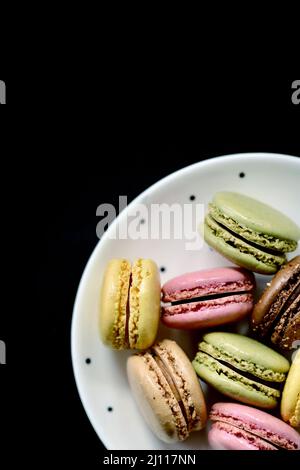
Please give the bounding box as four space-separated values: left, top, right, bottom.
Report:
98 191 300 450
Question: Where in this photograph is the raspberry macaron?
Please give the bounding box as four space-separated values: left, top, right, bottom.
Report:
209 402 300 450
161 267 255 330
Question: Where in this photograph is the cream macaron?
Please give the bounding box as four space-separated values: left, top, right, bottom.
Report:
127 339 207 443
99 258 161 350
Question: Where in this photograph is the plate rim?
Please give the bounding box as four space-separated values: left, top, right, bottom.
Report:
71 152 300 449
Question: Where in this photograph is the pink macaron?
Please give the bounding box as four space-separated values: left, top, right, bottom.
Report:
161 267 255 329
208 402 300 451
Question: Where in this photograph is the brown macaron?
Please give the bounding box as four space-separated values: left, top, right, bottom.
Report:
251 256 300 350
127 339 207 443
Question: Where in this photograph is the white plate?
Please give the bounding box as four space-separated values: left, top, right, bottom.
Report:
71 153 300 450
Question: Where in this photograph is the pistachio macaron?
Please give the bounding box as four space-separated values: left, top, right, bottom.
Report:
204 192 300 274
127 339 207 443
281 349 300 428
193 332 290 408
99 258 161 349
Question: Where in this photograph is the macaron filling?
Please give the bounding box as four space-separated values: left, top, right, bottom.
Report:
163 293 253 317
193 352 281 399
210 421 278 450
152 354 189 426
205 214 287 268
198 341 286 382
162 268 255 321
142 351 189 440
209 203 297 253
163 280 254 303
151 344 201 432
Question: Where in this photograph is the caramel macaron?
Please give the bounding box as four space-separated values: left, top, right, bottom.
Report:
127 339 207 443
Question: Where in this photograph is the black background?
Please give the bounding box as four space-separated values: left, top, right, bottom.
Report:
1 77 299 465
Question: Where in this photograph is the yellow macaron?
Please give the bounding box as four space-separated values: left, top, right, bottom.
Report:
99 258 161 350
281 349 300 428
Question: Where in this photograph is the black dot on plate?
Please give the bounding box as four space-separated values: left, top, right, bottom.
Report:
239 172 245 178
140 219 145 224
189 195 196 201
160 266 166 272
85 358 91 364
107 406 113 412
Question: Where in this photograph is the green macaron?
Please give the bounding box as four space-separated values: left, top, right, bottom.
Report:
203 192 300 275
192 332 290 409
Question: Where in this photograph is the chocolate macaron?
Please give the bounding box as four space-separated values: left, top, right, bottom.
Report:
251 256 300 350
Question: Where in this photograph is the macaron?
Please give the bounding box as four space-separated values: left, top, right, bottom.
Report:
161 267 255 329
281 349 300 428
209 402 300 450
99 258 161 350
203 191 300 275
192 332 290 408
251 255 300 350
127 339 207 443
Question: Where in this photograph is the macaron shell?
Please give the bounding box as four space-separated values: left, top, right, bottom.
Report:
213 191 300 242
127 353 188 443
162 267 255 302
204 215 286 275
129 259 161 349
99 259 131 349
210 402 300 450
202 332 290 377
193 354 279 408
281 350 300 428
208 422 277 450
152 339 207 431
162 294 253 330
